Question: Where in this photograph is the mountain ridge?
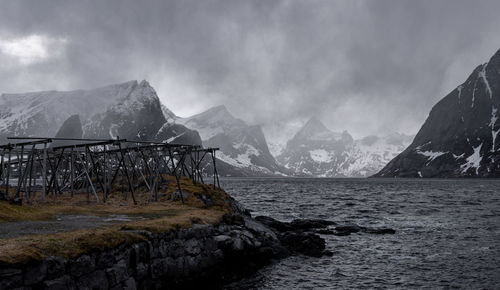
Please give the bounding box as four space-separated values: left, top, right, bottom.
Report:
375 48 500 177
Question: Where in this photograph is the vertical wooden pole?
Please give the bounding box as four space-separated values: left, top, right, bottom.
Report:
70 147 74 197
5 147 12 199
42 142 47 200
103 144 107 202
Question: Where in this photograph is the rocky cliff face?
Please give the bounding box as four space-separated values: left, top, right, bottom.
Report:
277 118 412 177
178 106 285 176
375 49 500 177
0 80 200 146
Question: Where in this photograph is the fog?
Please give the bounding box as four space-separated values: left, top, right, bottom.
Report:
1 0 500 140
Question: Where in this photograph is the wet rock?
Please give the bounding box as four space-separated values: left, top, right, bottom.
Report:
70 254 95 277
214 235 232 245
24 260 47 285
45 256 67 280
43 275 74 290
323 250 334 257
0 268 22 289
121 277 137 290
335 224 362 235
279 231 326 257
135 263 149 280
150 259 167 279
185 239 202 256
96 252 116 269
254 216 294 232
290 219 336 230
315 229 336 235
106 260 129 287
76 270 108 290
361 227 396 234
232 238 245 251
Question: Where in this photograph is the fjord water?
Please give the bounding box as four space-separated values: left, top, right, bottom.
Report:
220 178 500 289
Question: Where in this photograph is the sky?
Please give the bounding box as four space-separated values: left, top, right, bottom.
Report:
1 0 500 140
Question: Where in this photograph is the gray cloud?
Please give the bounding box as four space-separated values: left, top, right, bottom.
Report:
1 0 500 138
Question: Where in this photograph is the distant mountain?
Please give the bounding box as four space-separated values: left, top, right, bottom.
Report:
375 49 500 177
278 117 413 177
178 105 285 176
0 80 200 145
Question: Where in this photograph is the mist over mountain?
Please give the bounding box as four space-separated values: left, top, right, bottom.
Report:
376 49 500 177
278 118 413 177
178 106 286 176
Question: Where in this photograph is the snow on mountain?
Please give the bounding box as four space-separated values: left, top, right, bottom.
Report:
161 104 177 123
341 133 414 177
177 105 246 140
278 118 413 177
0 80 138 141
179 105 285 176
263 120 306 157
0 80 200 145
375 48 500 177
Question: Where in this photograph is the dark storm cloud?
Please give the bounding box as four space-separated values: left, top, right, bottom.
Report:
1 0 500 138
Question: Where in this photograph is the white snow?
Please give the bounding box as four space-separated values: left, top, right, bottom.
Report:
479 64 492 99
457 85 463 103
471 79 478 108
0 80 141 136
416 150 447 162
333 133 413 177
461 143 483 175
491 107 498 152
177 106 246 141
309 149 333 163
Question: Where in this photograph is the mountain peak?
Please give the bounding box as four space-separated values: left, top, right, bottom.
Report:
301 117 330 133
206 105 230 115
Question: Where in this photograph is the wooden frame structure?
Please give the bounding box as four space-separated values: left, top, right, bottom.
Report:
0 137 220 204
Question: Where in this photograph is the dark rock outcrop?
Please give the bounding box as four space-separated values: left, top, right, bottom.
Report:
375 48 500 177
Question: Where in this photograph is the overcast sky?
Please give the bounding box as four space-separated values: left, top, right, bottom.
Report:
1 0 500 139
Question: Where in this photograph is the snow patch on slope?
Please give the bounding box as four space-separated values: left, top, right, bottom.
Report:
461 143 483 174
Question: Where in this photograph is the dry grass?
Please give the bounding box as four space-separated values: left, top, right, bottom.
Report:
0 177 232 266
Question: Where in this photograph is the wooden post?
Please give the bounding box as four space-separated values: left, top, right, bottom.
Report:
103 144 107 202
42 142 47 200
5 146 12 199
70 147 74 197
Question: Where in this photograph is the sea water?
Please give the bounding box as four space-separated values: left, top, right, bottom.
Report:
221 178 500 289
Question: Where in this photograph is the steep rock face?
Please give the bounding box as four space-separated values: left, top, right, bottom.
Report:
83 80 166 141
52 115 84 147
155 123 202 146
0 80 199 146
178 106 285 176
278 118 413 177
376 49 500 177
0 81 137 142
54 115 83 139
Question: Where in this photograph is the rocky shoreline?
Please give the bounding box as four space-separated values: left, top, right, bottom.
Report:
0 198 395 289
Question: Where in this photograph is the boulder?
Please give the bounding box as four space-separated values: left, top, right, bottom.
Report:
279 231 326 257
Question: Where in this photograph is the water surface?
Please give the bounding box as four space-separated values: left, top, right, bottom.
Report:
221 178 500 289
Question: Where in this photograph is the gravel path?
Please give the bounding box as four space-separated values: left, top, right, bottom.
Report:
0 214 144 239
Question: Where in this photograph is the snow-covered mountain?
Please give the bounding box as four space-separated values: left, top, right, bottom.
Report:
278 117 413 177
0 80 200 145
375 48 500 177
178 106 285 176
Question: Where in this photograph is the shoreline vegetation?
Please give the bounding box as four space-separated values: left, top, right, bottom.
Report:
0 177 229 266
